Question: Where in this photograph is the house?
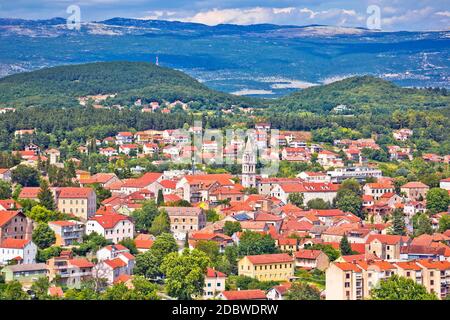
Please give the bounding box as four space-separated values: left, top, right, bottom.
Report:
365 234 410 260
317 150 344 168
86 213 134 243
0 168 12 182
162 206 206 241
134 234 154 253
327 167 383 183
79 173 120 188
96 244 130 261
326 259 450 300
294 249 330 271
363 182 395 201
203 267 227 299
47 252 94 289
143 143 159 155
119 144 139 155
56 187 97 221
48 220 84 246
115 132 134 145
95 253 135 285
0 210 33 241
393 129 413 141
270 182 339 205
238 253 295 282
218 289 267 300
440 178 450 191
297 171 331 183
190 233 233 253
401 182 430 201
99 147 118 157
120 172 163 195
0 238 37 265
266 282 292 300
176 174 234 203
1 263 48 287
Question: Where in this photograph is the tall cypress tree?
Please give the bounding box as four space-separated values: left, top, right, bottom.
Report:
391 209 406 235
339 234 353 256
156 189 164 207
38 179 55 211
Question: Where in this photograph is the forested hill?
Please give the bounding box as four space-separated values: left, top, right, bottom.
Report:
270 76 449 114
0 61 257 108
0 61 448 114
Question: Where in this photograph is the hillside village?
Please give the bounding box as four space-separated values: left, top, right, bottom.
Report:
0 118 449 301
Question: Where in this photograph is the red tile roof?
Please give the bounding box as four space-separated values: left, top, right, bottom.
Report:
104 258 127 269
401 182 429 189
58 187 94 198
334 262 362 272
0 238 30 249
295 249 323 260
245 253 294 264
69 258 94 268
206 267 227 278
221 289 266 300
0 210 22 227
366 234 410 245
90 214 130 229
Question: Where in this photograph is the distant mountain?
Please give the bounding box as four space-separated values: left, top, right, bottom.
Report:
0 17 449 93
0 61 256 108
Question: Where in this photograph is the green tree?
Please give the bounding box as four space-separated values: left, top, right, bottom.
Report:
38 179 55 211
285 282 321 300
339 234 353 256
160 249 210 299
32 223 56 249
307 198 330 210
205 209 220 222
413 213 433 237
0 180 12 199
340 178 361 195
238 231 277 256
31 277 51 300
438 214 450 233
307 244 340 261
131 201 160 232
134 251 161 279
149 209 170 236
371 275 437 300
11 165 40 187
156 189 164 207
26 205 61 223
118 238 138 255
135 233 178 279
91 183 112 209
195 240 220 265
223 221 242 236
36 246 62 263
288 192 304 207
390 209 406 235
335 189 363 217
426 188 450 214
0 280 29 300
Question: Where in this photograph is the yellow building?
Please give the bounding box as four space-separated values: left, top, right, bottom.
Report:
238 253 295 282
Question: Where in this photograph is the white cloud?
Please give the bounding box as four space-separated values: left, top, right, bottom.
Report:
435 11 450 17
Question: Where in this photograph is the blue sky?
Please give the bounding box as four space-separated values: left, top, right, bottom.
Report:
0 0 449 31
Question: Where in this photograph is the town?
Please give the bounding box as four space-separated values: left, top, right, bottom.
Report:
0 120 449 301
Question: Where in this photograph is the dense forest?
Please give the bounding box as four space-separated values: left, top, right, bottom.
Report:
0 61 258 109
0 62 449 154
271 76 449 114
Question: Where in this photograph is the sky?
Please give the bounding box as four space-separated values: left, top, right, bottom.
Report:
0 0 449 31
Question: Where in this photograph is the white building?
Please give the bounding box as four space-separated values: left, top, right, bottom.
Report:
86 213 134 243
327 167 383 183
203 268 227 299
0 239 37 265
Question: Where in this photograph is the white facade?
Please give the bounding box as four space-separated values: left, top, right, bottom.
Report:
86 219 134 243
0 241 37 265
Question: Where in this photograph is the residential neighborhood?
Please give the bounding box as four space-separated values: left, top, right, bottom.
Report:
0 121 449 301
